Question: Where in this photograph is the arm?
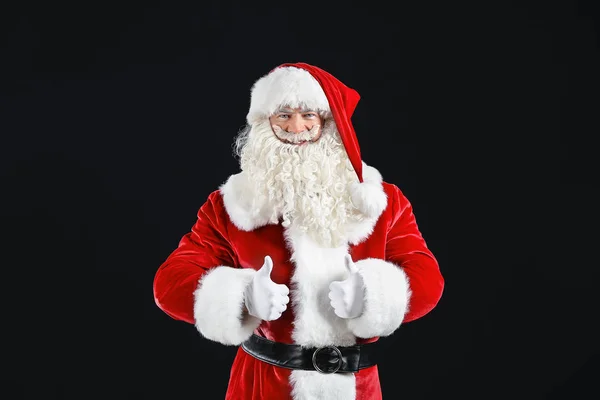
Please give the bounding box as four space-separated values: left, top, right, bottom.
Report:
347 184 444 338
384 184 444 322
153 191 261 345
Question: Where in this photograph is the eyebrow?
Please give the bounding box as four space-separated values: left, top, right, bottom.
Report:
274 108 317 114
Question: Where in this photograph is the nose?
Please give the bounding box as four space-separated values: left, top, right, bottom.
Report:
286 115 307 133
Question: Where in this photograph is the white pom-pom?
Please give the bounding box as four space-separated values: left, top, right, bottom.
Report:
350 164 387 218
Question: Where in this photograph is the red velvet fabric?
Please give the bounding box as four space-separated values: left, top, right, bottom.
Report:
153 183 444 399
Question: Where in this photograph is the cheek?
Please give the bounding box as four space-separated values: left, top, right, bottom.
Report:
271 124 283 134
268 117 282 127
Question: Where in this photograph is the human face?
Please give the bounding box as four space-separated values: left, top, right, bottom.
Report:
269 107 323 145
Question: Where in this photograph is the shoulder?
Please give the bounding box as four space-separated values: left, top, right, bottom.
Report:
195 189 229 225
381 182 413 219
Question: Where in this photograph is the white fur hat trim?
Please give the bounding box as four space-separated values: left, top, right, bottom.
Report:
246 66 331 124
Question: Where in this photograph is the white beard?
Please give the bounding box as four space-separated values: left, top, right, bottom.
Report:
234 119 365 248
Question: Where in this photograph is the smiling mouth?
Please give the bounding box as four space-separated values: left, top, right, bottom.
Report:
280 136 318 145
272 125 321 145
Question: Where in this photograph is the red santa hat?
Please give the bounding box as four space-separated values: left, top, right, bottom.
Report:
246 62 364 183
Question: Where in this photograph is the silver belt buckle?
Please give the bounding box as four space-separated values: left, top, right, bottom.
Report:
312 345 343 374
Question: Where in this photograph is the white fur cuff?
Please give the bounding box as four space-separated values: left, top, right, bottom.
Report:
347 258 411 338
193 266 261 345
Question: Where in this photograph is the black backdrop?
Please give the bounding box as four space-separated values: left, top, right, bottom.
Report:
1 1 598 399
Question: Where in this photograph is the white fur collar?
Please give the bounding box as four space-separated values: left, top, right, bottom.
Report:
219 162 388 245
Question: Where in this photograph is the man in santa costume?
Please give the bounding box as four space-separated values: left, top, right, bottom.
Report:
153 62 445 399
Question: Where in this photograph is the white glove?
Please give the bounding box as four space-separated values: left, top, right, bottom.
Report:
244 256 290 321
329 255 365 319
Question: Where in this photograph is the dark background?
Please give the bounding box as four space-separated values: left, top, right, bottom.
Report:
1 0 598 399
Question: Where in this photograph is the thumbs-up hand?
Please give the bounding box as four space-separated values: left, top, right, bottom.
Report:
329 255 365 319
244 256 290 321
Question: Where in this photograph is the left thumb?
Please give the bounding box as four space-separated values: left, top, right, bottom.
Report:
344 254 359 274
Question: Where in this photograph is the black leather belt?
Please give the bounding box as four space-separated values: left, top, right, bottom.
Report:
241 334 378 374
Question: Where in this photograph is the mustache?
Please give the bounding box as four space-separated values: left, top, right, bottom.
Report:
271 124 321 144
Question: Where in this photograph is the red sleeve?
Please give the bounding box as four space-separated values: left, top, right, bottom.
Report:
385 184 445 323
153 191 237 324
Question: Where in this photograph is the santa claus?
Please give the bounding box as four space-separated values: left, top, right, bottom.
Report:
153 62 445 399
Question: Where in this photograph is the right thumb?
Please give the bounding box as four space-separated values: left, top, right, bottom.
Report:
258 256 273 277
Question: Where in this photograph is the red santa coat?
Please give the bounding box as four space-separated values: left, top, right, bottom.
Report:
153 164 444 400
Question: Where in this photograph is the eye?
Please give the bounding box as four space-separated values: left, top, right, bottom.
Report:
303 113 318 119
275 114 290 119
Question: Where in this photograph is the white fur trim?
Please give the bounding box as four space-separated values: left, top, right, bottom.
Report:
285 225 357 348
193 266 261 346
220 173 273 231
246 66 330 124
347 258 411 338
283 226 358 399
345 218 379 246
290 370 356 400
350 163 388 219
220 164 387 245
